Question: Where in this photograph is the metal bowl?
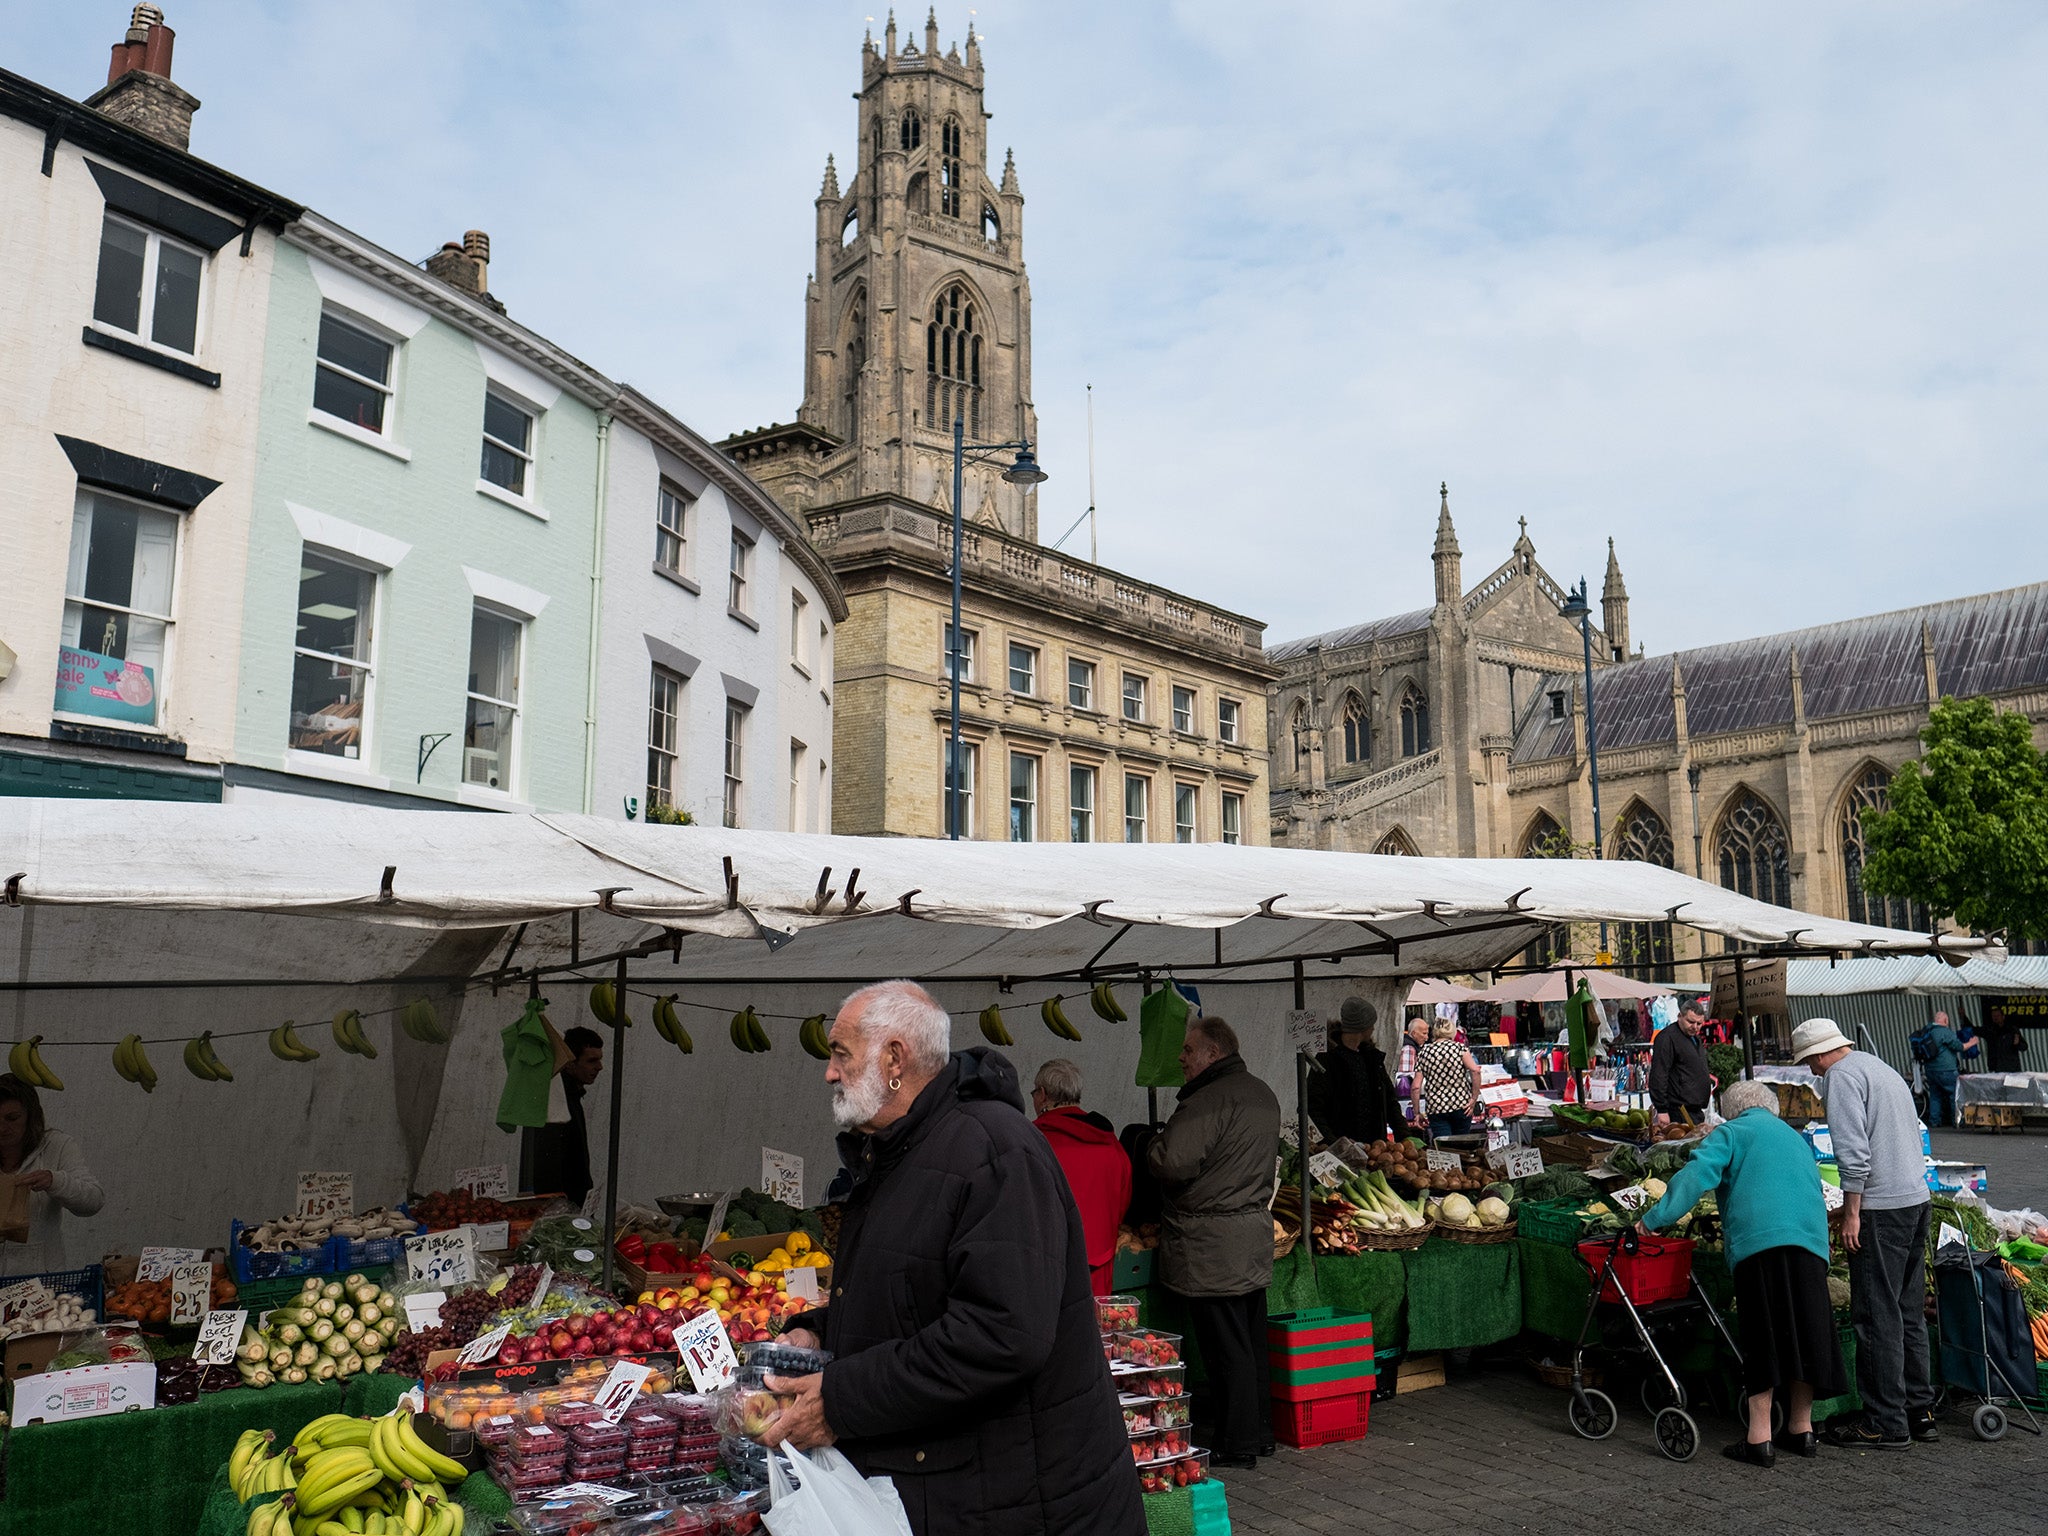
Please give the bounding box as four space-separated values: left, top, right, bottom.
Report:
657 1191 722 1219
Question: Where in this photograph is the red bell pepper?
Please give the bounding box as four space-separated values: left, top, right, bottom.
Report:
617 1233 647 1261
647 1242 683 1273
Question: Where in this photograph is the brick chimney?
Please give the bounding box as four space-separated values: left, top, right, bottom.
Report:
86 5 200 153
424 230 504 312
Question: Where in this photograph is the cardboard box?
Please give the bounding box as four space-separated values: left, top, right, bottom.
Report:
12 1360 155 1423
1394 1353 1445 1394
705 1232 832 1289
4 1328 98 1386
1112 1248 1155 1290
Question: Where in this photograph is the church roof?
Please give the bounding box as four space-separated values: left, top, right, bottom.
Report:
1267 607 1434 662
1513 580 2048 763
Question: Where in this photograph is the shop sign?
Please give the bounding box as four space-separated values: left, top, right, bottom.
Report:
53 645 157 726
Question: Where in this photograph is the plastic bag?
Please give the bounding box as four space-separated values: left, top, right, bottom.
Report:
765 1444 911 1536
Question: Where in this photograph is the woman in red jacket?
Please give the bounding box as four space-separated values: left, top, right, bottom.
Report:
1032 1059 1134 1296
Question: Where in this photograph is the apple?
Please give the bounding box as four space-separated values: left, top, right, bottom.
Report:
549 1328 574 1357
639 1304 663 1327
569 1336 595 1357
565 1314 590 1337
499 1338 524 1364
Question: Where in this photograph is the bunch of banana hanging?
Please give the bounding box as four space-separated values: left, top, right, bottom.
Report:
651 994 693 1054
112 1033 157 1092
266 1020 321 1063
182 1031 234 1082
728 1006 771 1052
797 1014 832 1060
588 982 632 1028
397 999 449 1045
7 1036 63 1090
331 1009 379 1060
1040 995 1083 1042
1089 982 1128 1022
978 1003 1015 1046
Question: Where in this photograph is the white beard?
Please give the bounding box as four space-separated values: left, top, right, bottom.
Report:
831 1056 890 1130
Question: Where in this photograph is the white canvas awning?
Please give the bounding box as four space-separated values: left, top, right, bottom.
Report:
1787 955 2048 999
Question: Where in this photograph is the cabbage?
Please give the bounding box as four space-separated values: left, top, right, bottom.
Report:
1477 1197 1512 1226
1440 1194 1475 1225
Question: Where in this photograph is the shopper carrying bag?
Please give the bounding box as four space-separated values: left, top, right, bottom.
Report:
766 1443 912 1536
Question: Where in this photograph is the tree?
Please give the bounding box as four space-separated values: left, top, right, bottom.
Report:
1859 697 2048 942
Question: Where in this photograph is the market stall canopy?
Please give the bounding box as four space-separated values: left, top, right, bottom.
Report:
1470 968 1680 1005
0 800 1990 994
1406 977 1480 1005
1787 955 2048 998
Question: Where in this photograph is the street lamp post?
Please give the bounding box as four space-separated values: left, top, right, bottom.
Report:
1559 579 1607 957
947 415 1047 840
1687 762 1704 879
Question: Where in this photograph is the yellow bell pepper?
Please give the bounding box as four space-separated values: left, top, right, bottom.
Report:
786 1233 812 1257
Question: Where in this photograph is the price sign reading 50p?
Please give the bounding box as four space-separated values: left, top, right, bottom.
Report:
405 1228 476 1286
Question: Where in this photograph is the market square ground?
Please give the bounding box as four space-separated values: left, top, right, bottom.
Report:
1223 1127 2048 1535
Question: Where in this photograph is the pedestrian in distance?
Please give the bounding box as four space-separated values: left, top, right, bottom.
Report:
1795 1019 1939 1451
0 1074 103 1276
1031 1057 1133 1298
762 980 1143 1536
1912 1011 1966 1129
1308 997 1406 1145
1147 1015 1283 1469
525 1025 604 1206
1649 999 1715 1126
1638 1079 1847 1466
1412 1017 1482 1139
1395 1015 1430 1119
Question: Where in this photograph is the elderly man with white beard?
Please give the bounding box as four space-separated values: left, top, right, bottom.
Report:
760 980 1144 1536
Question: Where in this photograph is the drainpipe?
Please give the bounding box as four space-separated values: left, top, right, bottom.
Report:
581 407 614 814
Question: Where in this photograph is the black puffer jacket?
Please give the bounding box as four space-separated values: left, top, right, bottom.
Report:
813 1048 1144 1536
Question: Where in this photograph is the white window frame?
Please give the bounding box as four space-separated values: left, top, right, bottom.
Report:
944 624 978 684
479 388 537 501
287 546 380 766
723 698 748 827
656 480 690 574
1172 685 1198 735
1008 642 1039 697
1217 698 1242 745
789 739 807 830
54 490 182 735
1124 774 1150 843
790 590 810 673
311 307 398 439
1222 791 1244 845
944 739 979 838
91 211 207 359
1122 672 1148 723
1009 751 1039 842
1174 782 1199 843
728 530 754 617
1069 763 1096 843
647 664 682 812
1068 657 1095 711
463 603 524 795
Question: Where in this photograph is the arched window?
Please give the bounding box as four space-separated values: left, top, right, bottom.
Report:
1375 827 1419 856
940 117 962 217
1340 692 1369 764
1288 700 1310 775
841 298 866 439
905 171 927 215
900 109 922 152
982 202 1001 242
1840 765 1929 931
1520 810 1566 858
924 284 982 435
1717 789 1792 908
840 208 859 248
1610 803 1675 981
1399 684 1430 757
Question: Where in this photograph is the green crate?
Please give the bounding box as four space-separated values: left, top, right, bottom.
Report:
1517 1199 1591 1246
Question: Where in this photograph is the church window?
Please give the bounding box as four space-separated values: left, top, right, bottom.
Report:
940 117 962 217
924 284 983 434
1520 810 1567 859
1610 803 1675 981
1288 701 1309 774
840 209 859 248
1340 691 1369 763
1375 828 1419 856
900 109 922 152
842 299 866 439
906 171 928 214
982 202 1001 242
1399 684 1430 757
1840 766 1929 931
1716 789 1792 908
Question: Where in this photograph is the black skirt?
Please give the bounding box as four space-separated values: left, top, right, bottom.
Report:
1733 1245 1848 1398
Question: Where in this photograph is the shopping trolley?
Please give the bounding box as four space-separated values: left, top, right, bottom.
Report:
1931 1228 2043 1441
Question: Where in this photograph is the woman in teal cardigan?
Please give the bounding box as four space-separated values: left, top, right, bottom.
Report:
1639 1080 1846 1467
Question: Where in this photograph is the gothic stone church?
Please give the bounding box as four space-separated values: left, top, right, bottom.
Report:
1268 486 2048 966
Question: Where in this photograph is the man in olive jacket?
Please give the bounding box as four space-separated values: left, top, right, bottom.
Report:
1147 1015 1282 1467
763 980 1143 1536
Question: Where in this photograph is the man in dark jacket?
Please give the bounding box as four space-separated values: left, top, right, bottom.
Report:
1308 996 1405 1144
1147 1016 1282 1469
762 980 1142 1536
1649 1001 1714 1125
523 1026 602 1204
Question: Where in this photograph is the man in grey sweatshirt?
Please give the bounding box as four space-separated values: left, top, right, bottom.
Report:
1795 1019 1935 1450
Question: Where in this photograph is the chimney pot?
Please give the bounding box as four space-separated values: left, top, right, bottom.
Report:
462 229 490 263
90 5 197 150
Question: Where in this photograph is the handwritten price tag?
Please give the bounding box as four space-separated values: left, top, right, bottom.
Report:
469 1221 510 1253
405 1228 476 1285
138 1246 206 1282
704 1190 735 1243
1308 1151 1348 1186
671 1310 739 1394
1611 1184 1654 1212
402 1291 447 1332
0 1279 54 1326
531 1264 553 1311
455 1165 510 1199
1285 1009 1323 1058
1425 1149 1462 1172
1504 1147 1545 1180
296 1172 354 1221
457 1323 510 1366
593 1359 654 1426
170 1261 211 1326
192 1308 247 1365
787 1266 821 1304
760 1149 804 1210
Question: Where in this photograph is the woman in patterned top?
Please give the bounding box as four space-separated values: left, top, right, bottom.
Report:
1412 1018 1482 1140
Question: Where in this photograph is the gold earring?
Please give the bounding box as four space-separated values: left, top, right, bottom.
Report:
888 1077 902 1091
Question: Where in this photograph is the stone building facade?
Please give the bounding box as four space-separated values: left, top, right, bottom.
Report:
1270 486 2048 965
723 13 1275 841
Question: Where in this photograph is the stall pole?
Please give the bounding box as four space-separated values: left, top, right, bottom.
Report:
1737 961 1753 1081
1294 960 1313 1280
600 953 627 1294
1146 1088 1158 1127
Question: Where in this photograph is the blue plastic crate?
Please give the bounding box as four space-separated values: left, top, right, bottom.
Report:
229 1219 338 1284
330 1222 425 1275
4 1263 103 1322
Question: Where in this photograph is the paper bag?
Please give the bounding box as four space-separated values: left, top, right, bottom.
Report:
0 1176 32 1245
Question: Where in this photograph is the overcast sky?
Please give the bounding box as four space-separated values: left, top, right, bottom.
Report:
13 2 2046 654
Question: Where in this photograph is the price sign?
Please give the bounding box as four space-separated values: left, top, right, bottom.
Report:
138 1246 206 1282
192 1308 247 1365
671 1310 739 1393
0 1279 54 1326
1485 1146 1508 1170
402 1291 447 1332
455 1165 510 1199
1611 1184 1653 1212
1425 1149 1462 1172
551 1485 636 1505
295 1172 354 1221
1504 1147 1545 1180
761 1149 804 1210
405 1228 476 1285
593 1359 654 1425
1285 1009 1323 1058
1308 1151 1348 1186
2006 1075 2031 1090
170 1261 211 1326
787 1266 821 1304
704 1190 735 1242
457 1323 511 1366
469 1220 510 1252
1937 1221 1968 1250
531 1264 553 1311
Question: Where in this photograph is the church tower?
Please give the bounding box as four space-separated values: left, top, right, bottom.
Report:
729 10 1039 539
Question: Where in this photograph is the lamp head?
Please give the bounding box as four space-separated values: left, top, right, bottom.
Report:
1559 579 1591 623
1002 445 1049 485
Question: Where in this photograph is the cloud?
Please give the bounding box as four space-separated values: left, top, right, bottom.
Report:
12 0 2045 654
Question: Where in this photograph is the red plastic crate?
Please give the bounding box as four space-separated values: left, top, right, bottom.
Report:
1577 1235 1693 1306
1271 1387 1371 1448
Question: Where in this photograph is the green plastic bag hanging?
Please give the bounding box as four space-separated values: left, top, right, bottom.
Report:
1565 980 1595 1075
1135 984 1189 1088
497 996 555 1132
